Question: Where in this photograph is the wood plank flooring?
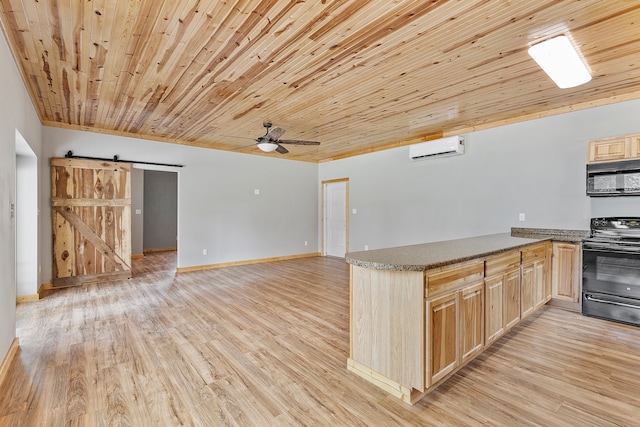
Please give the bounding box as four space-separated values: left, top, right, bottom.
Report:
2 253 640 426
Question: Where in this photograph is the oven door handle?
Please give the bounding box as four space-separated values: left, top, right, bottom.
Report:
583 246 640 255
585 294 640 310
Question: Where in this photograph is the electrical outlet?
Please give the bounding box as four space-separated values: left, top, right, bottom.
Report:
352 208 357 214
519 213 525 221
304 241 308 246
364 244 369 251
202 249 207 255
254 189 260 195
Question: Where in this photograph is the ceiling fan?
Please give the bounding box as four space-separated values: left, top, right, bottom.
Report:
231 122 321 154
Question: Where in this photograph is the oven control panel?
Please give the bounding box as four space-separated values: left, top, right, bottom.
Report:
591 217 640 230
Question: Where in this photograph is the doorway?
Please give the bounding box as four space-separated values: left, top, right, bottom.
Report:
143 170 178 253
130 166 179 275
15 130 38 299
322 178 348 258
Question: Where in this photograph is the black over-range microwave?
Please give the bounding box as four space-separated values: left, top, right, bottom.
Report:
587 159 640 196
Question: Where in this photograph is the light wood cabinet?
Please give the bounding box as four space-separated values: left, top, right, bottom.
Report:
521 243 550 320
427 291 459 386
588 134 640 163
552 242 581 305
460 282 484 364
484 275 504 345
504 268 521 329
588 136 628 162
521 263 535 319
533 261 547 309
425 259 484 387
484 268 521 344
426 279 484 388
484 251 520 346
348 240 551 405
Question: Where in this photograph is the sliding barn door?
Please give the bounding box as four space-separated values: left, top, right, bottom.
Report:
51 158 131 286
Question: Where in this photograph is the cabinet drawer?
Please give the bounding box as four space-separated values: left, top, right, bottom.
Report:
522 243 547 264
485 251 520 277
426 260 484 297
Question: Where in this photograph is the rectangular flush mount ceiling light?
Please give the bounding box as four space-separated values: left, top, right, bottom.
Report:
528 35 591 88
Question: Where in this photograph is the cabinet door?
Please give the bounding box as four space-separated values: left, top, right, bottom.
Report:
521 264 535 319
588 137 628 163
552 243 580 303
427 292 459 385
460 282 484 364
503 268 520 330
484 275 504 345
533 261 546 309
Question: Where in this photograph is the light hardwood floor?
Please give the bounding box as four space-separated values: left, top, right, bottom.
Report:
2 253 640 426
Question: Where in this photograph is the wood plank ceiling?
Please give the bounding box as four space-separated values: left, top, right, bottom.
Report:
1 1 640 162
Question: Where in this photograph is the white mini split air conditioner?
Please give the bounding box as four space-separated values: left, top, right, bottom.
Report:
409 136 465 160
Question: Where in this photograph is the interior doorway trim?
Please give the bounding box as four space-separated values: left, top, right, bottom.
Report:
322 178 349 257
15 129 39 301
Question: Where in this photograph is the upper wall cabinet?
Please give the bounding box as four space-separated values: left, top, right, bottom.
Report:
588 134 640 163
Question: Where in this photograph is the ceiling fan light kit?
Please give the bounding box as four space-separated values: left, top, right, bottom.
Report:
528 35 591 89
257 142 279 152
231 122 321 155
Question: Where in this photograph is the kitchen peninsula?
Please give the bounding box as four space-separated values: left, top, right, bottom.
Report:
346 233 552 404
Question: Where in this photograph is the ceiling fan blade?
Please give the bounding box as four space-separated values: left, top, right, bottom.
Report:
275 144 289 154
277 139 321 145
231 143 258 151
267 126 286 140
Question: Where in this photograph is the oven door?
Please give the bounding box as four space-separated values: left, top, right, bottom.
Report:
583 246 640 326
582 246 640 298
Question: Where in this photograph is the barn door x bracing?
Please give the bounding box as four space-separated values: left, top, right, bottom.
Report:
51 158 131 287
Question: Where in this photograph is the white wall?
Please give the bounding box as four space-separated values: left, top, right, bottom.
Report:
320 99 640 252
0 29 42 364
41 127 319 282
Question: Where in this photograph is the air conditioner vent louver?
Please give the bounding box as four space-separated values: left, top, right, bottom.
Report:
409 136 465 160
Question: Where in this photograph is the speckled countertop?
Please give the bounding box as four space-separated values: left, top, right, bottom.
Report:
345 233 547 272
510 227 589 242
